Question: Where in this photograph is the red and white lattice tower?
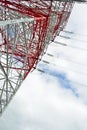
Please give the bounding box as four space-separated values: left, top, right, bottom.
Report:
0 0 74 114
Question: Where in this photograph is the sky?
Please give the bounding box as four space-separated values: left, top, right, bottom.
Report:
0 2 87 130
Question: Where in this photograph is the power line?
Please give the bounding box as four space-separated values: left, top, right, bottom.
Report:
36 67 87 88
59 34 87 44
49 41 87 66
63 30 87 37
37 56 87 78
46 52 87 69
53 40 87 51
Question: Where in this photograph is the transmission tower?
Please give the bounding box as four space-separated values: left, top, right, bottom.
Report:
0 0 85 115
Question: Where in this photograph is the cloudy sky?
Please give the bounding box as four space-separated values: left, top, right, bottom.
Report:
0 2 87 130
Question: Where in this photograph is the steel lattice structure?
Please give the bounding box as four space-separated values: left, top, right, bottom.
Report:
0 0 74 115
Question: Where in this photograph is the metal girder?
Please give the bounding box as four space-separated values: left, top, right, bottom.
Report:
0 0 74 115
0 17 34 26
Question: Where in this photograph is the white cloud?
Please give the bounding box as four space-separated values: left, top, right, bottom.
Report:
0 2 87 130
0 71 87 130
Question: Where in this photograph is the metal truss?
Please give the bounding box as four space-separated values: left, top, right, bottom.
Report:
0 0 74 115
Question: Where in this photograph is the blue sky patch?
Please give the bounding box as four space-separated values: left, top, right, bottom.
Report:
38 64 79 97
